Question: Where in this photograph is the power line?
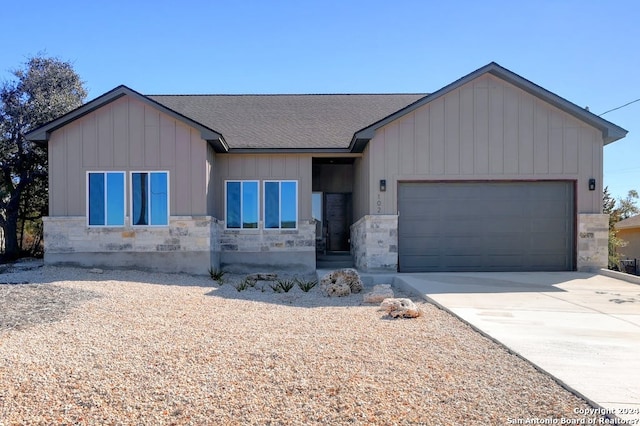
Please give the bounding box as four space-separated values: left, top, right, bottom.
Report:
599 98 640 116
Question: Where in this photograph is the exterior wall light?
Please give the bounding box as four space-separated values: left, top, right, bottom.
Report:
588 178 596 191
380 179 386 192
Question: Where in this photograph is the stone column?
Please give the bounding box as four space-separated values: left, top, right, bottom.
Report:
577 213 609 271
350 215 398 272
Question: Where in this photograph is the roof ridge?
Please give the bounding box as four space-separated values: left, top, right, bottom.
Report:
147 93 428 97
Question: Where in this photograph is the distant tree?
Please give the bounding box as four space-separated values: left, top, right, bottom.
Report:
617 189 639 220
0 56 87 259
604 187 639 269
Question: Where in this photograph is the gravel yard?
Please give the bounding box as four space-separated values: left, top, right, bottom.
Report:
0 265 604 425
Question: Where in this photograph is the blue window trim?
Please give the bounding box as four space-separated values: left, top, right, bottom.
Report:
130 171 170 227
263 180 298 230
86 171 126 227
225 180 260 230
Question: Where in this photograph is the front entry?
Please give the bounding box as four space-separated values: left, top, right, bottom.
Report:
324 193 352 252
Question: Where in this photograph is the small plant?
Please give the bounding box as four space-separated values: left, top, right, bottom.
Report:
234 278 250 292
296 277 317 293
277 279 295 293
269 281 283 293
208 267 226 284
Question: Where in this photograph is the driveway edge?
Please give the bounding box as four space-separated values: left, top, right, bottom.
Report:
392 276 622 423
598 268 640 285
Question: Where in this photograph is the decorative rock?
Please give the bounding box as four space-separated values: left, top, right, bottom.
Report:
363 284 394 303
246 273 278 281
89 268 104 274
323 281 352 297
245 273 278 287
380 298 421 318
320 268 364 297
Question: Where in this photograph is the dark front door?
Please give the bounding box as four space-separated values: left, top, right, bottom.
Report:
325 193 352 252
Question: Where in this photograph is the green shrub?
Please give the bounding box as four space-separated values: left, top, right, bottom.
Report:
269 281 283 293
296 278 317 292
235 279 250 292
208 267 226 284
277 279 295 293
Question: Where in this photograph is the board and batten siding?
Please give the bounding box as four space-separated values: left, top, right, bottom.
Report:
359 74 603 217
353 154 370 222
48 96 210 217
214 154 313 221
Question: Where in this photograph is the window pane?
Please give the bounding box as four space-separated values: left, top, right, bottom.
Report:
132 173 148 225
226 182 241 228
312 192 322 223
106 173 125 226
242 182 258 229
264 182 279 229
281 181 297 229
88 173 105 225
150 172 168 225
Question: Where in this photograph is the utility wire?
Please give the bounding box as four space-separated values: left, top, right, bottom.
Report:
599 98 640 116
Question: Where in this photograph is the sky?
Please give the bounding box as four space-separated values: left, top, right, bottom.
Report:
2 0 638 201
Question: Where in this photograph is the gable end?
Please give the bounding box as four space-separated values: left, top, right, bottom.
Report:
26 85 228 152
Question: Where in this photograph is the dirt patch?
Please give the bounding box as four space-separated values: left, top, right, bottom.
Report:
0 283 99 332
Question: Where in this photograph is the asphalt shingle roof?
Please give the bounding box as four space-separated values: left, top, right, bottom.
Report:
148 94 426 149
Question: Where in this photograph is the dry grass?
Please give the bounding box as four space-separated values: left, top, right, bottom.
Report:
0 266 604 425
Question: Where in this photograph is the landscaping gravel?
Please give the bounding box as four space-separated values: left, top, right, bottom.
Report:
0 265 605 425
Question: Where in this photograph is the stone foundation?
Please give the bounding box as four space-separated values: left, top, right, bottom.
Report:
577 213 609 271
217 220 316 273
43 216 216 274
351 215 398 272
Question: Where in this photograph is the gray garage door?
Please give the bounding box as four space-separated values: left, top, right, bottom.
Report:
398 181 575 272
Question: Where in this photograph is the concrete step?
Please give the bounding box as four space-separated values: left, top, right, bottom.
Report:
316 252 354 269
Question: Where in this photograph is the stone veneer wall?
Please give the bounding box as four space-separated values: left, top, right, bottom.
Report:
351 215 398 272
577 213 609 271
216 220 316 273
43 216 215 274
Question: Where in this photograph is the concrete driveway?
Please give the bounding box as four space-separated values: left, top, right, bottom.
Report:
394 271 640 423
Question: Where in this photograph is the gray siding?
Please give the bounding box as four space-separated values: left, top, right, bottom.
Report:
48 96 209 217
361 74 603 216
206 144 217 216
214 154 313 221
353 153 369 221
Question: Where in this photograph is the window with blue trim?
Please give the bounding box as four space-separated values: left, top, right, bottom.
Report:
131 172 169 226
226 181 258 229
87 172 125 226
264 180 297 229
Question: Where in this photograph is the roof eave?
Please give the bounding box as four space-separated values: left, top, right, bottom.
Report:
224 147 356 154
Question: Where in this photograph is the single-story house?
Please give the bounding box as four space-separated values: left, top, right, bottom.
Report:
26 62 627 274
615 215 640 262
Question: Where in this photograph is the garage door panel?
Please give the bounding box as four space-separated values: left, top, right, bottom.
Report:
401 255 442 270
485 255 526 268
444 255 485 268
437 220 479 235
529 232 570 248
398 181 575 272
483 220 523 233
445 237 483 254
484 237 526 253
400 238 441 253
528 254 570 269
531 217 569 230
